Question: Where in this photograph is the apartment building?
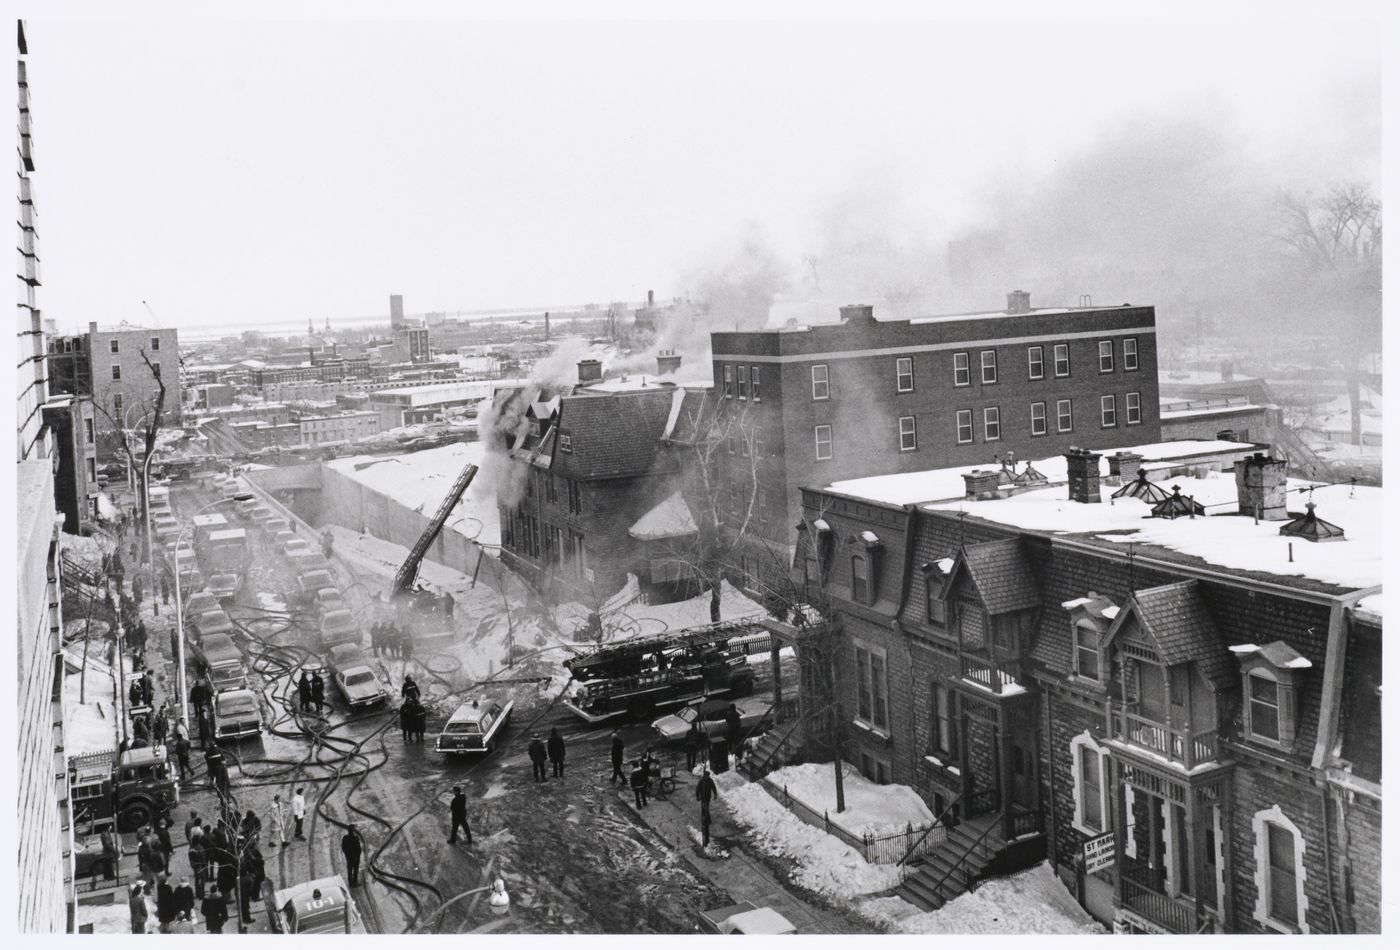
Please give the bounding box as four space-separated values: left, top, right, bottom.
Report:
48 322 182 439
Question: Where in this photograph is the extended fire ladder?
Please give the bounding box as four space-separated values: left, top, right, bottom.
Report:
390 462 479 598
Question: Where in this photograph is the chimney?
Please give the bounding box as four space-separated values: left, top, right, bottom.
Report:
962 470 1002 501
647 289 655 307
1234 453 1289 520
88 321 98 335
1006 290 1032 315
1064 447 1103 504
577 359 603 384
1106 450 1144 484
656 350 682 376
544 312 551 341
839 304 875 326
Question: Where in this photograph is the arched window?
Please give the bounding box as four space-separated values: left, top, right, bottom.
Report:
1252 805 1308 933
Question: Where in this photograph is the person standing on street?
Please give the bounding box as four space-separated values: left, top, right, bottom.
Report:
189 833 208 899
448 786 473 845
725 704 743 750
156 873 177 933
128 881 149 934
297 672 313 712
311 672 326 713
174 733 192 780
547 727 566 778
270 794 289 848
401 675 420 703
292 788 306 840
341 825 363 886
610 731 625 784
629 760 649 809
173 877 196 926
100 826 120 881
200 890 228 933
527 734 547 783
684 723 702 771
695 767 718 846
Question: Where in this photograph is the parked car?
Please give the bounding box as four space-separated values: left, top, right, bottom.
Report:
286 549 331 575
262 517 290 540
270 530 297 553
436 697 513 755
698 902 797 935
282 538 312 559
651 697 772 744
196 634 245 690
318 609 360 649
334 664 387 709
296 570 336 600
214 688 262 741
266 875 366 934
190 609 236 645
327 643 366 676
182 590 219 619
207 572 242 603
234 496 259 520
313 587 348 619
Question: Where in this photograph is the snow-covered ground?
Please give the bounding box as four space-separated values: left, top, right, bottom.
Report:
761 762 935 838
63 650 120 757
861 863 1106 934
75 899 138 935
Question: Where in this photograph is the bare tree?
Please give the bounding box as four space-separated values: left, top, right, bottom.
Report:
93 347 168 530
1275 183 1382 445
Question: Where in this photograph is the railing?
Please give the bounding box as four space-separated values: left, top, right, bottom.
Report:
960 654 1022 695
898 794 963 868
762 774 943 865
925 812 1004 901
1121 863 1194 934
1113 710 1219 769
967 787 1001 817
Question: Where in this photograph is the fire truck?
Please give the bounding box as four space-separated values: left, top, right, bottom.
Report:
68 745 181 833
561 619 768 723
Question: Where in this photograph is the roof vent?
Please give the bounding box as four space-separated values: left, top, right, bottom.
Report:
1112 468 1171 504
1278 502 1345 543
1006 290 1032 315
1151 485 1205 520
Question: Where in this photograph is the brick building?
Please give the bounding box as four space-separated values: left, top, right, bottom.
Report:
708 294 1162 595
48 322 183 439
787 445 1380 934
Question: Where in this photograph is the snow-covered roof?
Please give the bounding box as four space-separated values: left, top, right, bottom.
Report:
1355 593 1383 619
628 491 698 540
579 376 676 394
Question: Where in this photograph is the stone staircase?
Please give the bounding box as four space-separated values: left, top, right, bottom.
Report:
739 722 804 780
894 813 1002 912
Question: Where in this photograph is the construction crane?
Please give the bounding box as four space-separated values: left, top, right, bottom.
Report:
391 462 479 598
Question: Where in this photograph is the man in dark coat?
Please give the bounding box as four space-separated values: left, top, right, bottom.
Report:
173 877 196 923
629 760 649 808
546 727 566 778
156 874 177 933
174 735 193 780
527 734 547 782
684 723 703 770
696 768 718 828
298 672 313 712
341 826 363 886
201 891 229 933
448 786 472 845
401 675 420 703
610 731 625 784
399 701 414 742
412 703 428 743
725 704 743 748
311 673 325 713
215 856 237 904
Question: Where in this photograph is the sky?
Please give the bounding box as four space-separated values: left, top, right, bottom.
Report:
24 1 1386 333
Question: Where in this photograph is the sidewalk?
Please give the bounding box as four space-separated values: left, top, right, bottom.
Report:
619 768 868 934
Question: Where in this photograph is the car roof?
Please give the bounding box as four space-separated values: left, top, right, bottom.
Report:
447 699 501 723
202 634 238 652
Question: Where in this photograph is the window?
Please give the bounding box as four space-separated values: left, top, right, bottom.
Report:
896 357 913 392
113 394 123 416
1031 401 1047 436
1247 673 1280 742
88 458 97 482
814 424 833 460
569 531 587 578
151 361 161 379
751 366 761 401
980 350 997 384
925 573 946 626
1057 398 1073 432
930 682 957 757
1071 732 1110 835
723 365 733 398
1074 622 1100 681
753 427 765 459
953 352 970 386
1100 394 1116 428
111 364 122 381
855 643 889 731
567 480 583 515
559 433 573 454
898 415 917 452
1054 343 1070 377
110 339 120 354
739 423 750 457
84 419 94 444
546 475 558 505
1252 806 1308 933
811 364 829 400
1099 340 1114 373
1126 392 1141 425
1028 345 1044 380
738 365 749 400
150 337 160 351
983 407 1000 441
851 555 869 602
955 410 973 444
1123 337 1139 371
726 426 737 454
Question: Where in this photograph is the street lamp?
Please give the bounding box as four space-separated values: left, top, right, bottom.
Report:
172 492 252 726
119 404 158 615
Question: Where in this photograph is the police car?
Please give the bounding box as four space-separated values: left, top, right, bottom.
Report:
435 697 513 755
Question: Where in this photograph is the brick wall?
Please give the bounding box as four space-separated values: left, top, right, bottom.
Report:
1340 794 1380 934
1228 763 1333 934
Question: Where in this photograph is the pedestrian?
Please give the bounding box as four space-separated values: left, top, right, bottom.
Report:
128 881 149 934
184 810 202 843
128 678 144 709
298 671 313 712
241 808 262 845
100 826 120 881
547 727 566 778
156 873 177 933
174 716 189 743
204 745 224 782
270 794 289 848
401 674 420 704
152 704 169 745
216 857 237 905
142 668 156 706
175 734 193 779
527 734 547 782
629 761 649 808
201 891 228 933
155 818 175 863
725 703 743 749
448 786 472 845
133 574 145 605
174 877 196 925
696 768 718 824
238 867 257 925
413 703 428 743
292 788 306 840
189 834 208 899
311 673 325 713
132 714 150 745
610 731 625 784
399 701 413 742
684 723 702 771
341 826 363 886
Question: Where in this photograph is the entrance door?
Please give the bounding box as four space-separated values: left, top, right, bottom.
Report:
1010 736 1036 811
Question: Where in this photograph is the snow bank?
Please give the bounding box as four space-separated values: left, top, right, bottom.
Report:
64 651 120 757
861 862 1106 934
763 762 934 838
720 774 903 899
75 900 139 934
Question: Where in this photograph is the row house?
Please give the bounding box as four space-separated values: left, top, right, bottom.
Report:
792 446 1380 934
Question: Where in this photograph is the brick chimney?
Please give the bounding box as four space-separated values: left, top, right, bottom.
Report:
1006 290 1032 315
647 289 655 307
1065 447 1103 504
1234 452 1289 520
962 469 1002 501
840 304 875 326
89 321 98 334
656 350 682 376
1106 450 1144 484
577 359 603 384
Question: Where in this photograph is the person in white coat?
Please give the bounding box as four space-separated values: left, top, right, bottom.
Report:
270 794 288 848
291 787 307 840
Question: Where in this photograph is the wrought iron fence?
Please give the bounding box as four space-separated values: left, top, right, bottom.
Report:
759 776 944 864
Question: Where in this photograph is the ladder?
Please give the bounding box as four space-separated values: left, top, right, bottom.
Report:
391 463 478 597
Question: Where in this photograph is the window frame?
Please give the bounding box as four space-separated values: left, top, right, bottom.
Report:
1099 340 1114 373
751 365 761 402
1053 343 1070 377
1252 806 1309 934
811 364 830 401
896 357 914 393
722 364 733 398
559 432 573 454
851 554 869 603
1074 621 1101 682
980 349 998 384
983 406 1001 441
1100 394 1117 428
953 352 970 387
1126 391 1142 425
814 424 833 461
1030 401 1047 436
1057 398 1073 433
150 336 160 352
1246 671 1281 744
955 409 973 444
1070 731 1110 836
1027 345 1044 380
898 415 917 452
110 339 120 354
854 641 890 732
111 364 122 381
930 681 958 758
737 364 749 400
1123 337 1139 371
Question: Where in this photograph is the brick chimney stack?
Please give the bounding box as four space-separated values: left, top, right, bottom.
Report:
962 470 1002 501
1065 447 1103 504
1234 453 1289 520
840 304 875 327
656 350 682 376
1007 290 1032 315
648 289 655 307
577 359 603 384
1106 450 1144 484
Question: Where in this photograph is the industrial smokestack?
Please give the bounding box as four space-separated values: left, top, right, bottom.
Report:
1007 290 1032 315
390 294 404 330
647 289 654 307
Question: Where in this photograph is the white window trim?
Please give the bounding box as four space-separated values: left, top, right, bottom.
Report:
896 357 913 393
811 364 830 401
1126 391 1142 425
983 406 1000 441
854 639 890 733
722 365 733 398
1057 399 1073 433
1252 805 1310 934
1099 340 1114 373
1124 337 1139 371
1031 401 1047 436
1028 345 1044 380
1162 797 1179 896
898 415 917 452
953 352 970 387
980 349 997 384
1054 343 1070 377
751 365 761 402
1124 785 1137 858
814 424 833 460
1070 731 1111 836
955 409 973 444
1101 394 1117 428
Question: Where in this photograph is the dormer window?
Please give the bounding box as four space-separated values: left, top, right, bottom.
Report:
1231 641 1311 753
920 560 952 628
1075 622 1100 681
1062 593 1116 686
1248 673 1281 742
851 555 869 602
848 530 882 606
